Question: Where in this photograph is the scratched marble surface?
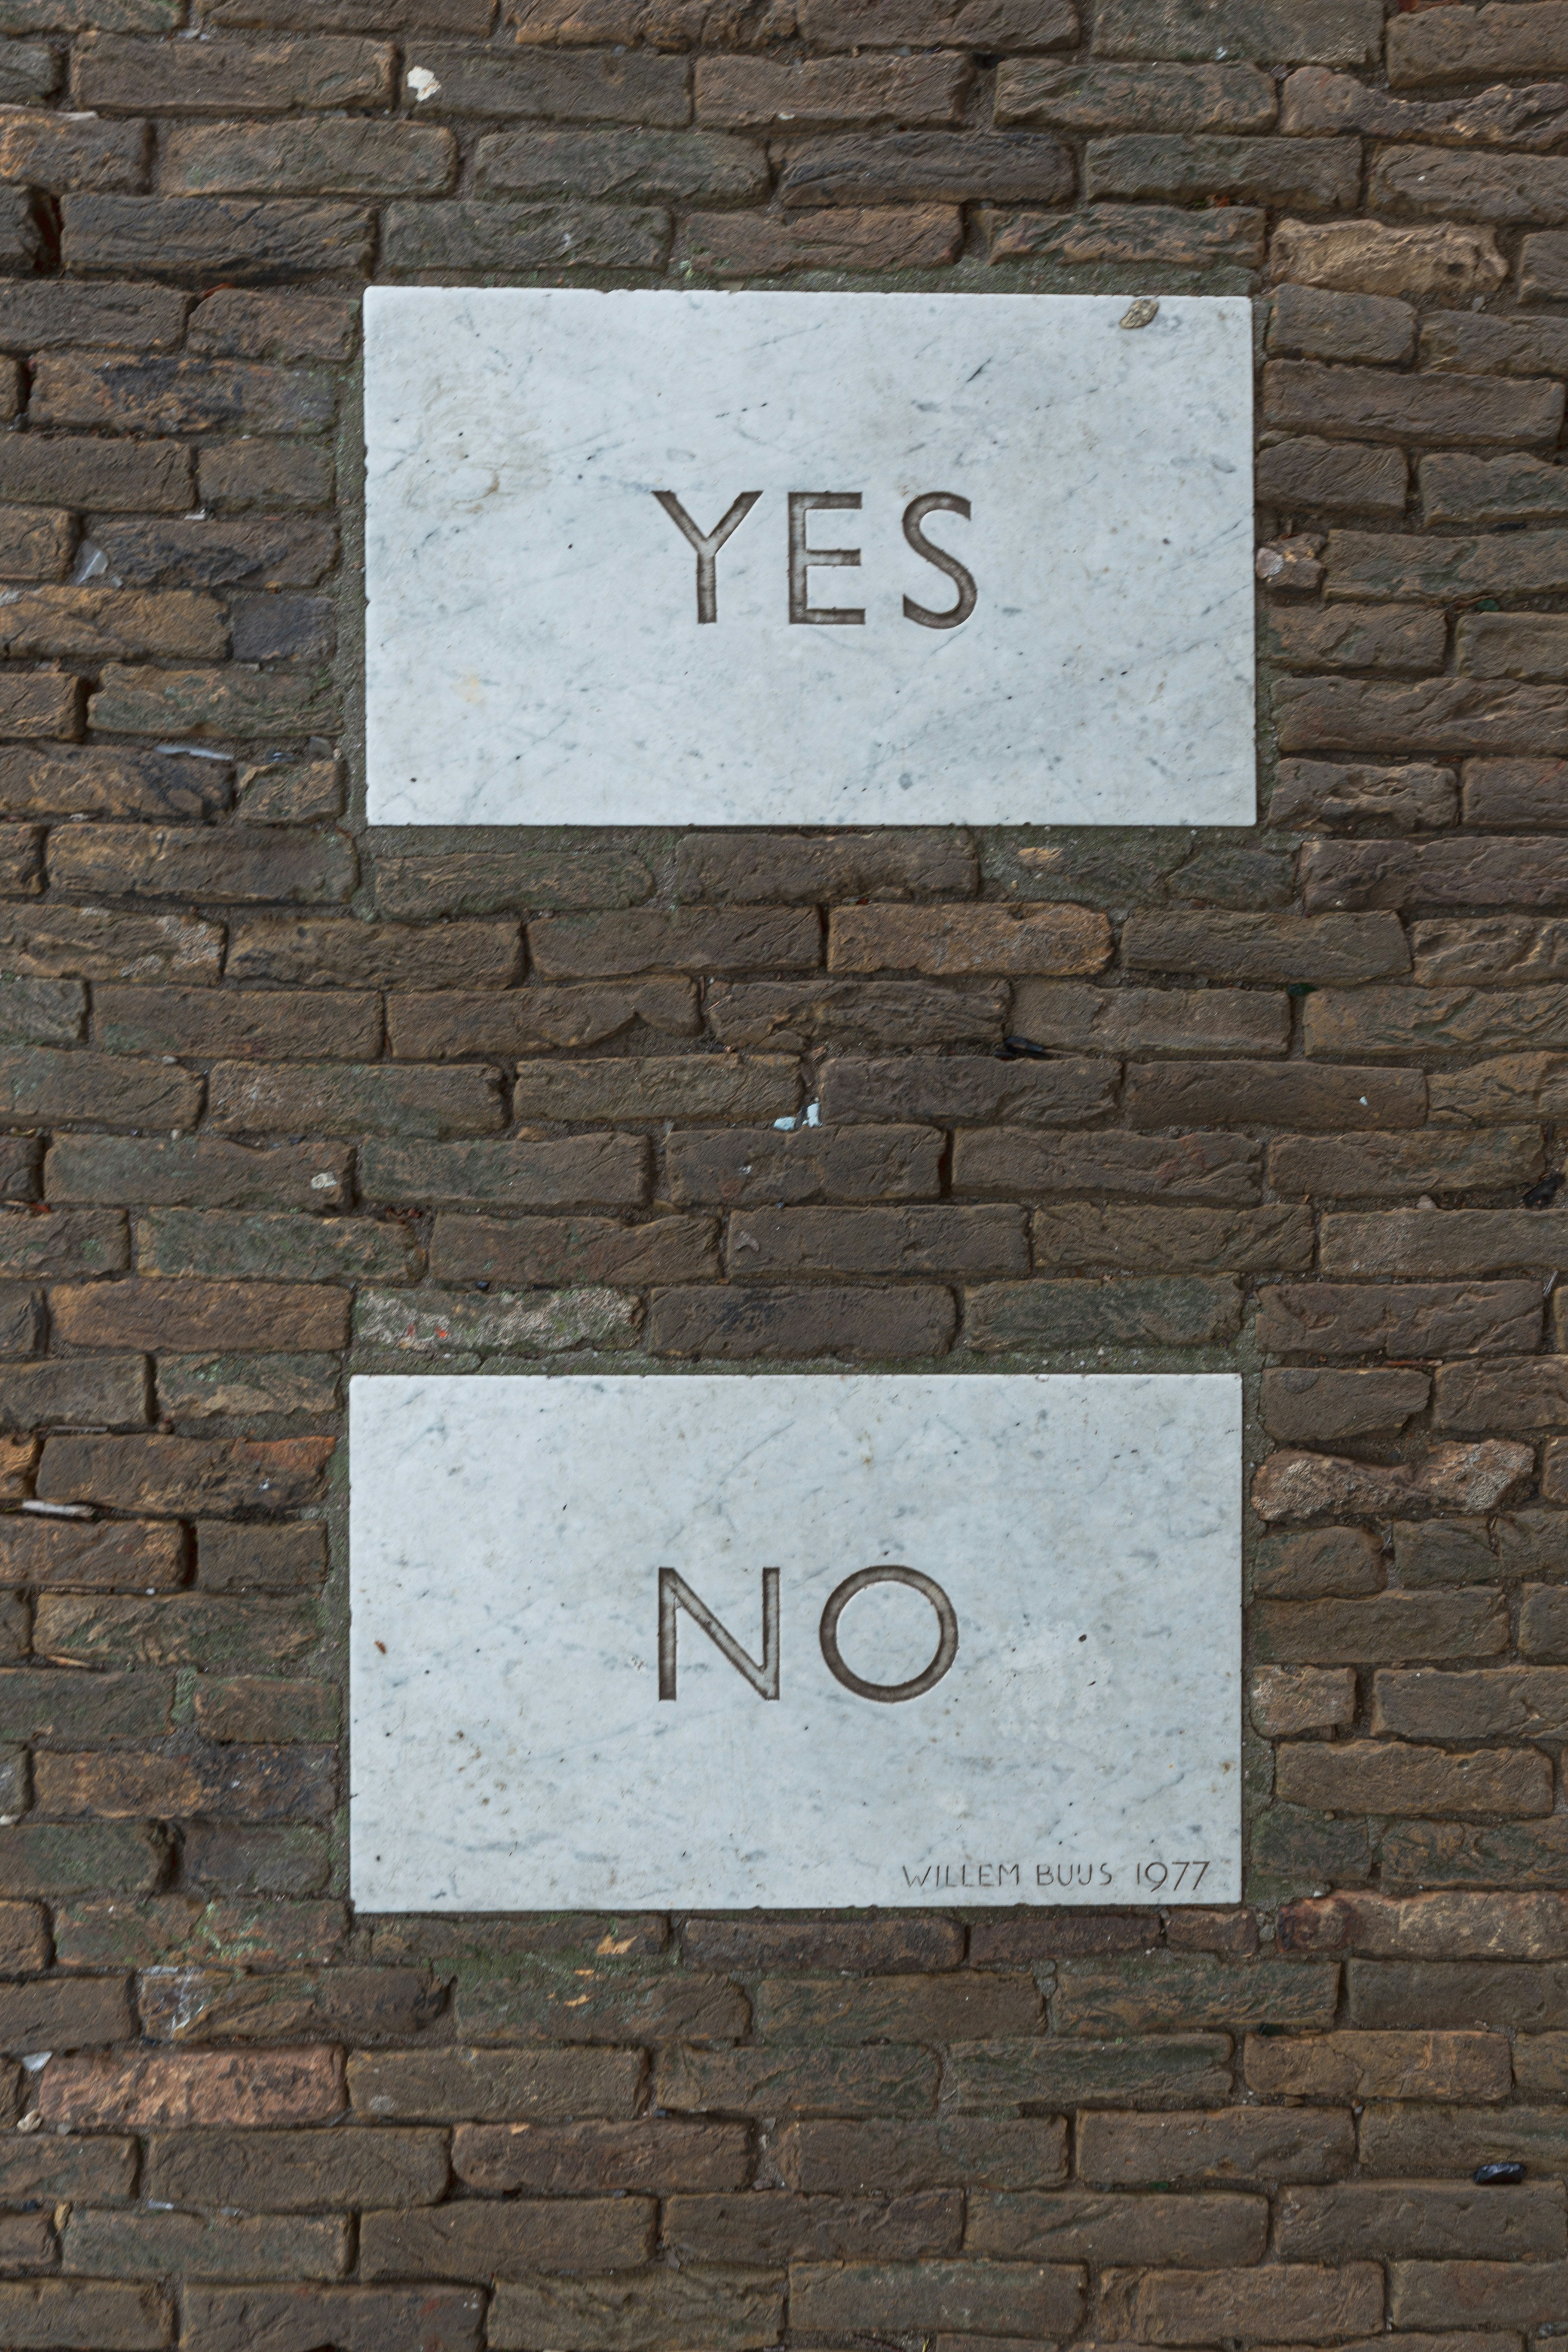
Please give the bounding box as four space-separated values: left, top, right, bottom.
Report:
363 290 1255 827
349 1372 1242 1911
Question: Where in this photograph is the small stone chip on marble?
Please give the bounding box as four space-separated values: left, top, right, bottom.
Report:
349 1372 1242 1911
363 289 1256 828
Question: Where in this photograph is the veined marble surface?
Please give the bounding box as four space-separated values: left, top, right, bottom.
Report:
349 1373 1241 1911
363 291 1255 827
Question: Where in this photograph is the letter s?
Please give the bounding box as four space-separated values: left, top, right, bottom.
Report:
902 493 976 631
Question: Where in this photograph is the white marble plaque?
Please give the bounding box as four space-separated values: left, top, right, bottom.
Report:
363 291 1255 828
350 1373 1241 1911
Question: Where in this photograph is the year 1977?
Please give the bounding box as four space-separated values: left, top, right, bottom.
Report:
1136 1860 1212 1892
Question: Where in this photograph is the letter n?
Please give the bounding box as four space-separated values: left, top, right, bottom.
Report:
658 1568 780 1700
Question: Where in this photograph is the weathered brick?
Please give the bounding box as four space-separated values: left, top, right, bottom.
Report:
1076 2106 1352 2188
355 1285 638 1360
1054 1955 1338 2035
458 1963 746 2046
0 2283 170 2349
349 2044 643 2124
1256 438 1410 517
756 1973 1041 2042
1123 1060 1426 1130
0 1819 165 1896
430 1213 712 1286
1255 1590 1508 1663
1267 1129 1541 1200
829 903 1108 977
1259 1279 1540 1358
1322 1208 1568 1276
409 40 689 121
779 131 1073 207
1244 2028 1512 2101
648 1283 954 1358
996 57 1274 129
46 1139 350 1215
708 978 1004 1051
514 1055 796 1125
1254 1441 1534 1522
957 1127 1258 1205
385 199 671 274
1280 680 1568 763
1262 1367 1430 1441
1271 216 1508 302
50 1280 346 1354
725 1205 1023 1278
455 2119 746 2194
1012 980 1287 1054
89 667 340 741
360 2199 658 2282
474 125 765 200
62 194 374 282
655 2043 936 2116
1093 0 1381 65
790 2259 1081 2339
208 1061 502 1140
388 983 696 1060
74 31 394 112
85 516 337 591
1031 1202 1311 1273
37 1434 331 1520
685 203 965 274
698 52 963 127
1100 2263 1381 2343
489 2267 783 2352
1124 910 1408 984
820 1055 1116 1127
182 2287 484 2352
1089 130 1355 208
1277 1738 1552 1816
147 2125 445 2211
41 2046 343 2130
166 116 454 197
776 2119 1066 2193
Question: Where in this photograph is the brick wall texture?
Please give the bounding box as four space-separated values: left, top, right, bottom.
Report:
8 0 1568 2342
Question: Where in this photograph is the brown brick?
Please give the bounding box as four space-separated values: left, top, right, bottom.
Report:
1277 1738 1551 1816
778 130 1072 206
0 2132 133 2203
1012 979 1287 1055
1101 2263 1381 2342
407 40 689 121
1267 1129 1541 1200
776 2119 1066 2193
1244 2028 1511 2101
967 1277 1246 1350
489 2267 783 2352
388 982 695 1060
183 2287 483 2352
208 1061 502 1140
663 1127 935 1207
454 2119 747 2195
988 199 1265 266
1256 438 1409 517
655 2043 936 2116
1089 130 1354 209
1287 2177 1567 2262
456 1962 744 2046
360 2197 654 2283
1461 759 1568 827
686 1917 962 1971
1280 679 1568 765
1377 1667 1568 1741
41 2045 343 2130
1251 1666 1358 1733
0 1972 130 2053
790 2260 1081 2339
708 978 1005 1051
756 1973 1041 2042
147 2125 445 2212
996 57 1274 129
94 986 376 1063
230 917 517 989
726 1205 1023 1278
385 199 671 275
965 2190 1266 2266
37 1434 331 1520
955 1129 1259 1205
44 1139 349 1215
429 1212 714 1286
74 31 394 112
648 1283 954 1358
1262 1367 1430 1441
40 1737 331 1820
1257 1279 1540 1358
0 1515 182 1591
1266 358 1563 450
513 1055 796 1125
62 194 374 282
51 1279 347 1354
473 126 766 201
165 116 454 197
697 52 964 127
829 903 1108 977
1425 455 1568 530
357 1283 640 1361
1094 0 1381 65
0 2283 170 2350
798 0 1077 45
1255 1589 1508 1664
1055 1955 1338 2035
0 1819 166 1896
1123 1060 1426 1130
1123 909 1409 984
820 1055 1115 1127
1321 1209 1568 1277
1349 1956 1568 2030
531 908 819 979
192 1677 337 1740
1031 1202 1311 1273
683 203 963 273
359 1134 648 1212
665 2190 959 2263
0 510 74 588
1269 282 1416 364
1272 215 1508 302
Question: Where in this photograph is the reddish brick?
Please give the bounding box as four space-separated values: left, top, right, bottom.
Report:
40 2045 344 2129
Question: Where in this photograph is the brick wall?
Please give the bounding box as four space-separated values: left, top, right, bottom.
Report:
0 0 1567 2341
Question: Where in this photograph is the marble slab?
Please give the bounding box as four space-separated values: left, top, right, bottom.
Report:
349 1373 1241 1911
363 291 1255 828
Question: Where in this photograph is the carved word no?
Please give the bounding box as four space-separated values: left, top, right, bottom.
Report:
658 1566 960 1705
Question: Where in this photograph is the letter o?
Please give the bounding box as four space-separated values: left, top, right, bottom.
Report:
818 1566 959 1704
